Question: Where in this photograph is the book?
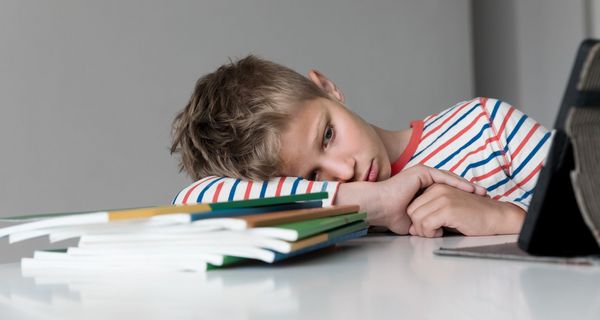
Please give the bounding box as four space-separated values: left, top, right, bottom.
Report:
190 204 359 230
6 200 323 244
248 211 366 241
0 193 327 239
15 192 369 273
21 221 369 272
75 212 367 244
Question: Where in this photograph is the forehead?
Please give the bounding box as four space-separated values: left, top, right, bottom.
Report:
279 99 325 174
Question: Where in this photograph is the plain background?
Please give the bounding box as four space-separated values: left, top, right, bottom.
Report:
0 0 591 216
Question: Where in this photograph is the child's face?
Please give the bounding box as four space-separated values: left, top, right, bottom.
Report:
278 98 392 182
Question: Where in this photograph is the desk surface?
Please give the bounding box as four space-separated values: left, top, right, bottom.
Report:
1 234 599 320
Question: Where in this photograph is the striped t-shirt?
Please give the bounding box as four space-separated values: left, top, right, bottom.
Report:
172 97 552 210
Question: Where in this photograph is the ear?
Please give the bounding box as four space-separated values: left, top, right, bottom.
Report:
307 69 345 103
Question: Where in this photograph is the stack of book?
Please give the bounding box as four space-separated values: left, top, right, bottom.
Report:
0 192 368 272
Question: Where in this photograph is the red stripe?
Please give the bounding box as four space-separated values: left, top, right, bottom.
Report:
419 112 487 165
493 163 543 200
511 123 540 159
469 165 505 183
450 106 516 174
306 181 314 193
490 106 515 171
182 176 213 204
275 176 286 196
212 181 225 203
449 135 500 172
421 100 473 141
495 106 515 134
423 113 438 123
243 181 253 200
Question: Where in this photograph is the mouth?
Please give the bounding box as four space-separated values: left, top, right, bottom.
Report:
363 159 379 182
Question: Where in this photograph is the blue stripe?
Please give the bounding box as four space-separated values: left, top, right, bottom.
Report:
412 104 480 160
171 189 184 204
434 123 490 169
489 100 501 122
504 114 527 146
290 177 303 195
196 177 225 203
459 150 504 177
486 176 510 192
228 179 241 201
259 180 268 198
423 104 457 130
510 132 551 179
486 132 551 192
320 181 329 192
514 189 534 202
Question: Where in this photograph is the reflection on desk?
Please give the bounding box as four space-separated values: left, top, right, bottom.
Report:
1 234 599 320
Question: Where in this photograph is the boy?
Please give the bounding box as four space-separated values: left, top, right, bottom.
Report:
170 56 551 237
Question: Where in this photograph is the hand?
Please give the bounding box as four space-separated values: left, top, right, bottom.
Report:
335 165 487 234
406 184 525 237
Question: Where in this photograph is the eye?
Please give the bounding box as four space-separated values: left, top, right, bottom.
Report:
323 125 334 147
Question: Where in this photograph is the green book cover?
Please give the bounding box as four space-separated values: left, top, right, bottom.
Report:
326 220 369 239
209 192 328 210
272 212 367 240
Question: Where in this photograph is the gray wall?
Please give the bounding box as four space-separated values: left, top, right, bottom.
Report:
0 0 473 216
473 0 588 128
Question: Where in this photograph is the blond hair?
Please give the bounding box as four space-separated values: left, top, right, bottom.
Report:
170 55 330 180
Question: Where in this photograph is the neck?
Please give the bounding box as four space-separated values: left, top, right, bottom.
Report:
372 125 413 164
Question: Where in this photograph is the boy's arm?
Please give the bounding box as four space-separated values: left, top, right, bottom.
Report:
406 98 552 237
334 165 487 234
172 166 486 234
406 183 525 237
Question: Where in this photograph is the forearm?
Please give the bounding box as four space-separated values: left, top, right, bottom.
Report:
334 166 488 235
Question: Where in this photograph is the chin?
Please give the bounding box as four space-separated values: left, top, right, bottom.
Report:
380 168 392 181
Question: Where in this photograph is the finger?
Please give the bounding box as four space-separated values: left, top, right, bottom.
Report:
386 214 412 235
442 169 461 178
427 167 487 195
408 224 417 235
473 185 488 196
421 212 447 238
408 198 445 236
410 165 465 191
407 184 445 214
438 169 488 196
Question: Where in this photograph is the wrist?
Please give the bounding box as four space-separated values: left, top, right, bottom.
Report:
493 202 526 234
336 182 384 226
335 182 376 211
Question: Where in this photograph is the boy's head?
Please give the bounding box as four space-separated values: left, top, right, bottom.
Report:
171 55 392 182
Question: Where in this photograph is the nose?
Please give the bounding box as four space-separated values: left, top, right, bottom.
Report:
319 156 355 182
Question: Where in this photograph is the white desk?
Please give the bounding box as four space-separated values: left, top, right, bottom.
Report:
1 234 599 320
